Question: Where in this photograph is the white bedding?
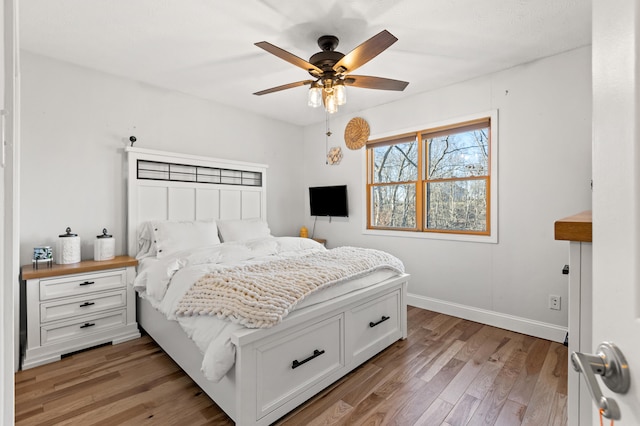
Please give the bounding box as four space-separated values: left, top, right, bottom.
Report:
133 236 401 382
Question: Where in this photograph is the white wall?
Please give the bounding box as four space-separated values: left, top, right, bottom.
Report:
19 52 305 264
301 47 592 339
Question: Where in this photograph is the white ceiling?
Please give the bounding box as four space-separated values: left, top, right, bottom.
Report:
19 0 592 127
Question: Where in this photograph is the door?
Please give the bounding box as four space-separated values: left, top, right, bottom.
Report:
591 1 640 424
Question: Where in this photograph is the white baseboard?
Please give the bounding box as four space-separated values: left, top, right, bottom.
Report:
407 293 567 344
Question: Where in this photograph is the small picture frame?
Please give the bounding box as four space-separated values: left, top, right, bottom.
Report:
32 246 53 269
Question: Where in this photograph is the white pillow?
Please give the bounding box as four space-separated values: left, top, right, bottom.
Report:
152 220 221 258
217 218 271 242
136 222 157 259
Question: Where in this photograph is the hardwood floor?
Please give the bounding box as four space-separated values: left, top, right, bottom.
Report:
15 307 567 425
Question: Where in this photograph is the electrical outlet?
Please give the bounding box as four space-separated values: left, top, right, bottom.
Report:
549 295 561 310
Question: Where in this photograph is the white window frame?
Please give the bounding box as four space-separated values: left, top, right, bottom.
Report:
362 110 498 243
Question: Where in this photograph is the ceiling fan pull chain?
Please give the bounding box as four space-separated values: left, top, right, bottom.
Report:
325 111 331 164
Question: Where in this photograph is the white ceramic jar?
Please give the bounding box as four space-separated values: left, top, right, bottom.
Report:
56 227 81 264
94 228 115 261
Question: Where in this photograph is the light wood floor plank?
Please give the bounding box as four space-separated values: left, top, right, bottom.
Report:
413 397 454 425
465 361 503 400
390 386 442 426
520 343 567 426
508 337 551 406
306 400 353 426
466 339 529 426
351 377 428 426
454 319 486 342
453 325 499 362
425 316 462 339
420 340 466 382
444 393 481 426
548 392 568 426
423 313 454 331
278 363 380 426
439 336 504 404
15 307 568 426
494 399 526 426
340 335 430 408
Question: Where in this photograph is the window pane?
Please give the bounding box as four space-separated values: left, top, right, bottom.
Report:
427 127 489 179
371 184 416 228
426 179 487 232
372 140 418 183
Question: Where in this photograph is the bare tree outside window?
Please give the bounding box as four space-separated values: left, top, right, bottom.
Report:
426 128 489 232
371 140 418 229
367 118 492 235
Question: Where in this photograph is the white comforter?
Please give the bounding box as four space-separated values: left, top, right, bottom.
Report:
133 236 400 382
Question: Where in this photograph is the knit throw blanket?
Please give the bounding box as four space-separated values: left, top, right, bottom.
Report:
176 246 404 328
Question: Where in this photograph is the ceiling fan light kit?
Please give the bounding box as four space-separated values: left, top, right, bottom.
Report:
334 82 347 105
254 30 409 114
308 84 322 108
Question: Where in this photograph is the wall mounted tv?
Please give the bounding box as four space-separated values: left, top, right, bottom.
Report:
309 185 349 217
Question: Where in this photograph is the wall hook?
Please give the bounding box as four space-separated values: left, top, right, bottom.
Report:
129 136 137 147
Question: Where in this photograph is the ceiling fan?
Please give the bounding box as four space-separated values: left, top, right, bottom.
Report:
253 30 409 113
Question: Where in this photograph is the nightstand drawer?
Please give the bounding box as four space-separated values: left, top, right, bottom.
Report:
40 310 127 346
40 290 127 323
39 270 126 301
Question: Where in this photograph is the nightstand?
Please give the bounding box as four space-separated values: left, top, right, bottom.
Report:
312 238 327 246
21 256 140 369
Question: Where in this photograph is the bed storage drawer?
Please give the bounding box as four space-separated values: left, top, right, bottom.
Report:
40 310 127 346
40 290 127 323
347 289 402 361
256 314 344 418
39 270 126 301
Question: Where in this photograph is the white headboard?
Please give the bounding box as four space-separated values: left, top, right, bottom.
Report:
126 147 268 257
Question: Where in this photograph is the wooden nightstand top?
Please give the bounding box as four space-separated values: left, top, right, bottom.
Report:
21 256 138 280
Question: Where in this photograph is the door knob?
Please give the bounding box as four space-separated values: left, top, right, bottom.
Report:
571 342 630 420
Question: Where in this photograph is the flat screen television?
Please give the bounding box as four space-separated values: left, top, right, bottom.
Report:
309 185 348 217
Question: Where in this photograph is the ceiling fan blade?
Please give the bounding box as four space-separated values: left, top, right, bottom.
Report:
344 75 409 91
253 80 314 96
255 41 323 76
332 30 398 74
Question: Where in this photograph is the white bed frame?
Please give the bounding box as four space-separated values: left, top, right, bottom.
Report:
126 147 409 425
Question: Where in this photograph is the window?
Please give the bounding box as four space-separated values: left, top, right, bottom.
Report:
366 113 496 241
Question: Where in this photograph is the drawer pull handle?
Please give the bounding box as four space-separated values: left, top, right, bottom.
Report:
79 302 95 307
79 281 95 286
80 322 95 329
369 315 390 328
292 349 325 369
